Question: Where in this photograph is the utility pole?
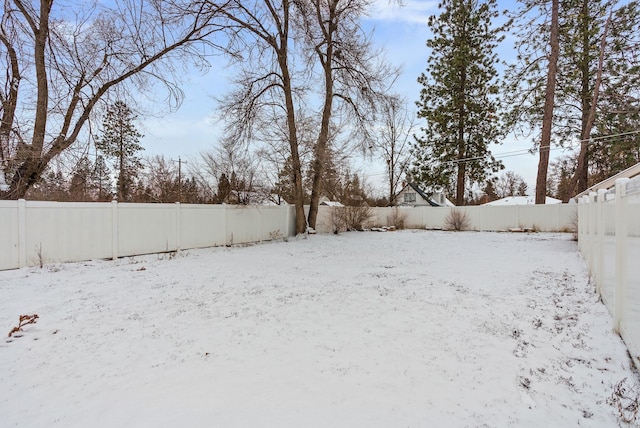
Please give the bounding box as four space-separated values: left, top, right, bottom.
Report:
172 157 187 202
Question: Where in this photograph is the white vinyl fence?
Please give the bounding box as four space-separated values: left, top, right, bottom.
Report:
578 177 640 369
1 200 577 271
311 204 576 234
0 200 295 271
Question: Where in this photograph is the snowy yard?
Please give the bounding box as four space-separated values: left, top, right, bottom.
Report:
1 231 638 427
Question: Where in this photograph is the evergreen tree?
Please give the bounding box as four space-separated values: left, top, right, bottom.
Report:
482 179 498 203
96 101 144 201
412 0 506 205
93 155 113 201
69 156 94 201
506 0 640 199
588 1 640 185
274 156 298 204
26 168 68 201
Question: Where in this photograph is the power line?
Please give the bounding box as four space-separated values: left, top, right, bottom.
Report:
443 130 640 165
356 129 640 180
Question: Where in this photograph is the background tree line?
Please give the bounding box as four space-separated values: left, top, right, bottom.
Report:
1 0 639 234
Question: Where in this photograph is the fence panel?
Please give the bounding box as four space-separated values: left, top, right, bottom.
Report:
258 206 291 241
621 182 640 366
117 203 178 257
226 206 263 244
24 201 113 265
180 204 227 249
308 204 575 234
600 192 617 311
579 176 640 369
0 201 299 270
0 201 20 270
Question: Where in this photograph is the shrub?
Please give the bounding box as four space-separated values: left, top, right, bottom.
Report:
444 208 470 231
387 207 408 230
329 207 347 234
328 205 374 234
344 205 374 231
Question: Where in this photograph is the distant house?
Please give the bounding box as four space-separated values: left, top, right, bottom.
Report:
483 195 562 206
320 200 345 207
396 183 454 207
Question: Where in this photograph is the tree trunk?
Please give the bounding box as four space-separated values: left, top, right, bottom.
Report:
277 2 306 235
307 1 336 230
456 142 466 206
535 0 560 204
456 60 467 206
565 12 611 201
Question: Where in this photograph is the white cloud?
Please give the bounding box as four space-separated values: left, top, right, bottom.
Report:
368 0 438 24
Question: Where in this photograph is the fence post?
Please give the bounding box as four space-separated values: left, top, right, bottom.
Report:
175 202 181 252
588 192 597 277
18 199 26 268
614 178 629 333
595 189 607 295
580 195 589 254
111 201 118 260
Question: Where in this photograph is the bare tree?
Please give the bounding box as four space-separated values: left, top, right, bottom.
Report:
371 95 414 206
213 0 307 232
142 155 178 203
198 136 262 204
0 0 224 199
495 171 527 198
298 0 398 229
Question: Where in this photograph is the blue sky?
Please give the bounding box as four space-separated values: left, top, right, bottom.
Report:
139 0 545 196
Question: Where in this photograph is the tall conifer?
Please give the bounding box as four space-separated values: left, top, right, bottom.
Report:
96 101 144 201
412 0 505 205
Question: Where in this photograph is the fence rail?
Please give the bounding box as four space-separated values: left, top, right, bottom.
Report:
0 200 295 271
578 177 640 369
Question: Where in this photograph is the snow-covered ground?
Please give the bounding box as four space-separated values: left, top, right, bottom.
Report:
1 231 638 427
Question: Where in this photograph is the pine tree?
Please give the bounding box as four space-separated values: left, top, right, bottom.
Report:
412 0 506 205
274 156 298 204
506 0 639 200
93 155 113 201
588 1 640 186
96 101 144 201
69 156 94 201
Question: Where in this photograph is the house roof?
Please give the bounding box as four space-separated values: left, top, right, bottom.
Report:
407 183 441 207
320 201 345 207
483 195 562 206
399 183 455 207
574 162 640 198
